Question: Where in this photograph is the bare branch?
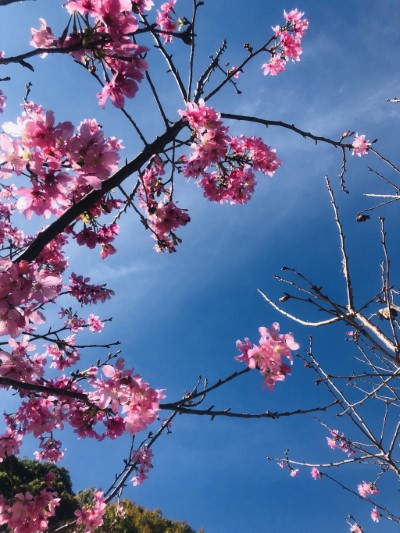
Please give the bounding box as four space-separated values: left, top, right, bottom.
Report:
160 401 338 419
220 113 353 149
325 176 354 311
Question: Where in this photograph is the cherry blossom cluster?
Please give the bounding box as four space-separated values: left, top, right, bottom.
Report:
326 429 355 456
75 490 107 532
277 460 299 477
30 0 150 109
0 258 61 338
88 358 164 435
1 101 122 204
0 102 124 256
0 487 60 533
357 481 378 498
138 156 190 252
1 356 163 456
131 445 154 485
179 100 281 204
262 9 309 76
235 323 299 390
68 273 115 305
156 0 177 43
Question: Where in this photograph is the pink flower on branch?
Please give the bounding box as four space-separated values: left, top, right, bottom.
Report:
30 19 56 55
88 358 165 435
156 0 177 43
88 313 105 333
370 508 380 523
235 323 299 391
1 489 60 533
357 481 378 498
311 467 321 480
262 55 286 76
179 100 281 205
326 429 355 456
352 133 371 157
0 90 6 113
263 9 308 76
131 445 153 485
75 490 106 532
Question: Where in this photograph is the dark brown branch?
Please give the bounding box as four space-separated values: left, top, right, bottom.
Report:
159 400 338 419
161 368 250 409
0 0 35 5
204 36 276 102
0 376 91 404
220 113 353 149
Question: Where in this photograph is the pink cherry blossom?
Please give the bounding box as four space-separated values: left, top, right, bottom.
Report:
0 90 6 113
357 481 378 498
263 10 308 76
156 0 177 43
229 66 240 79
131 446 153 485
371 508 380 523
352 133 371 157
75 490 106 532
97 73 139 109
34 436 65 462
326 429 355 456
88 314 104 333
3 490 60 533
262 55 286 76
30 19 56 54
236 323 299 391
179 101 281 206
311 467 320 480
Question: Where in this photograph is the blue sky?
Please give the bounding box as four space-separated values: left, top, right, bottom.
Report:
1 1 400 531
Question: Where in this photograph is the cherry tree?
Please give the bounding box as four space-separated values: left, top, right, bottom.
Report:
0 1 398 531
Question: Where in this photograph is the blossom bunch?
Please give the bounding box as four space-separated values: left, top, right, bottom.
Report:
74 490 106 532
2 356 162 455
131 445 154 485
326 429 355 456
262 9 309 76
179 100 281 204
235 323 299 390
357 481 378 498
89 358 165 435
0 103 124 260
1 102 122 206
156 0 177 43
138 156 190 252
68 273 115 305
30 1 149 108
0 258 60 338
0 489 60 533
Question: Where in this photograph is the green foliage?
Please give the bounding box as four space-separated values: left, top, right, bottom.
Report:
99 499 202 533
